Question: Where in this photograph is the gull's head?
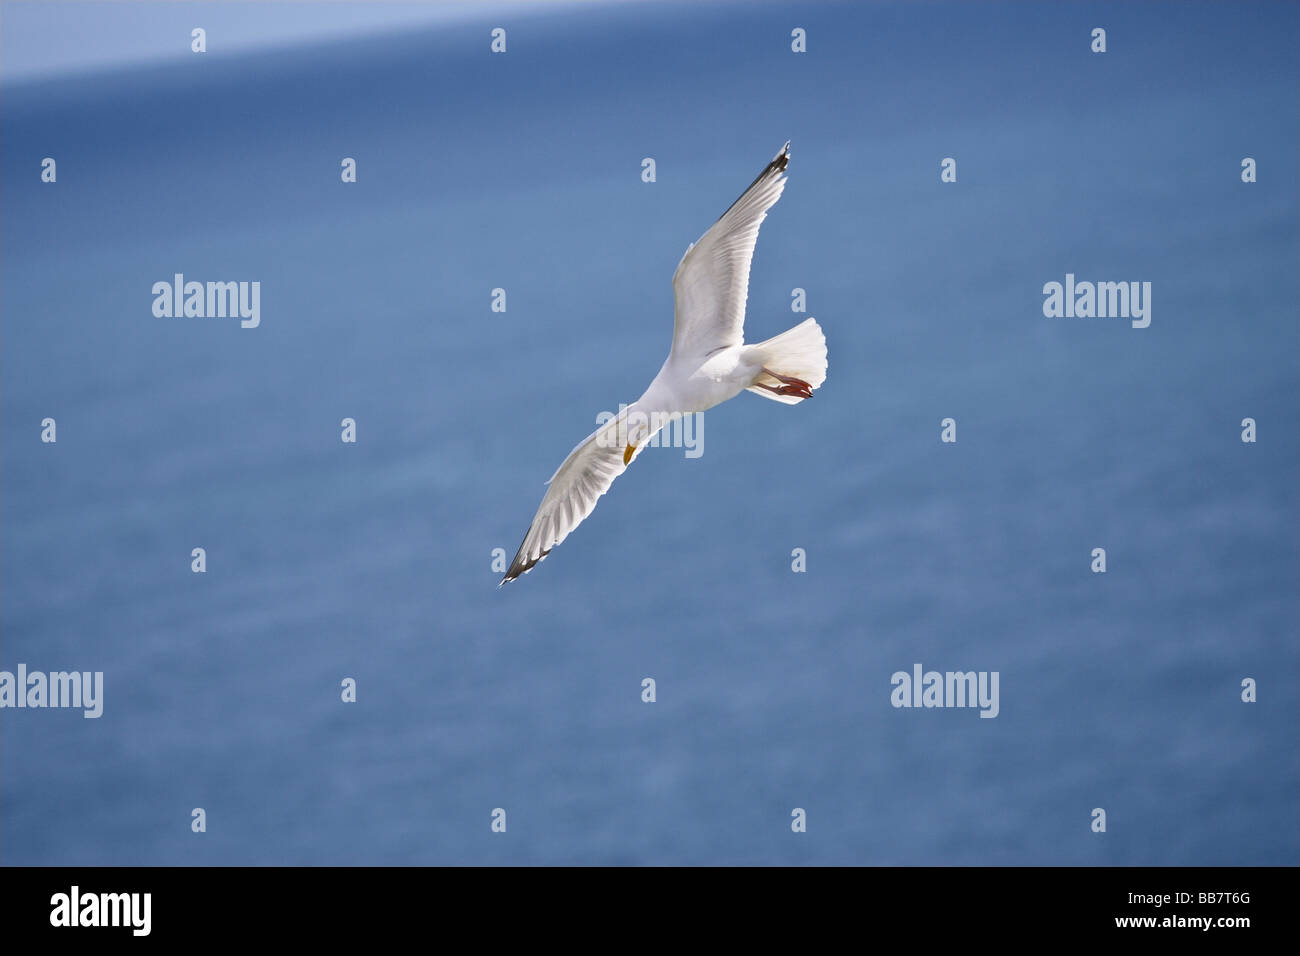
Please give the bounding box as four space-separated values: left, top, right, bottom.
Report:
622 414 651 466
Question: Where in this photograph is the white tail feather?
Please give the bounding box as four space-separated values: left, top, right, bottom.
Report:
744 317 828 404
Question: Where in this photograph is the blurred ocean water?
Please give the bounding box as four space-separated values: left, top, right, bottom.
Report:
1 1 1296 864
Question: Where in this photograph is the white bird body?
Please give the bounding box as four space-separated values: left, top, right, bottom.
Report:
640 346 761 416
502 142 828 584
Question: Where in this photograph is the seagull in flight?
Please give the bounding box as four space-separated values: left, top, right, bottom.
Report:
501 141 827 585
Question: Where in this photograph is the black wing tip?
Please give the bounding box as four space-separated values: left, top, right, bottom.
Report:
715 140 792 223
498 548 552 587
774 140 791 171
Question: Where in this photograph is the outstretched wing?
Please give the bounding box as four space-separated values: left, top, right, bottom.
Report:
669 141 790 362
500 413 641 585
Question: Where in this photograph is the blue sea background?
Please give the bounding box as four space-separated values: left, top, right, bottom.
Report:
2 0 1296 865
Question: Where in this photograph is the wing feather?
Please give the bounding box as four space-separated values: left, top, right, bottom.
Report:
501 413 639 584
669 141 790 361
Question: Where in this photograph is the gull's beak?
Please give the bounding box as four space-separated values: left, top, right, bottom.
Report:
623 442 636 465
